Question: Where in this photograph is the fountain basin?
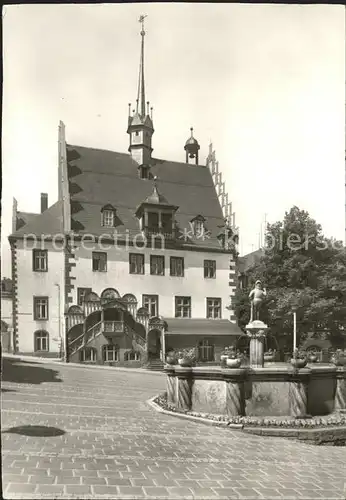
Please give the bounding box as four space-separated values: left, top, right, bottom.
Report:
164 364 346 417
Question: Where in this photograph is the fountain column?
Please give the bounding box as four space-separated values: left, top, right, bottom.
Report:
246 320 269 368
335 367 346 411
164 365 176 405
176 366 192 411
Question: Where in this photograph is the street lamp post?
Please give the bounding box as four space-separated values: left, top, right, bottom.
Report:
293 309 297 351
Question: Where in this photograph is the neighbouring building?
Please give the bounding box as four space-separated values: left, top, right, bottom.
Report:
8 20 243 368
237 248 264 290
1 278 13 352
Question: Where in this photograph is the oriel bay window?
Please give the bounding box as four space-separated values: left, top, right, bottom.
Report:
150 255 164 275
92 252 107 272
207 297 221 319
175 296 191 318
129 253 144 274
170 257 184 277
34 297 49 320
143 295 159 317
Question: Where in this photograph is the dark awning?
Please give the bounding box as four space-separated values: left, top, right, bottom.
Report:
164 318 242 336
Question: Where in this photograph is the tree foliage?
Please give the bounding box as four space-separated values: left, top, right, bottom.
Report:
235 206 346 345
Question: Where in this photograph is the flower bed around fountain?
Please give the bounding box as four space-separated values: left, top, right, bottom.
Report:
152 391 346 445
158 361 346 444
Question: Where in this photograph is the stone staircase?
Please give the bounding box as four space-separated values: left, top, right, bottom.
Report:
146 358 164 371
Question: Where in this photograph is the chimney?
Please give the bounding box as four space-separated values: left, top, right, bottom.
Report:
41 193 48 213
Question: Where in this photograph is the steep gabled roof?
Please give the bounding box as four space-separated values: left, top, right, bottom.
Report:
237 248 264 274
10 201 64 238
66 145 226 249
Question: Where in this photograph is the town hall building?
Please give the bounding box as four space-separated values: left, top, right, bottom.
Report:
8 19 242 368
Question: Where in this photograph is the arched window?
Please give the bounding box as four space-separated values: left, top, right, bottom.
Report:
34 330 49 352
124 350 140 361
198 339 214 362
79 348 97 362
103 345 119 362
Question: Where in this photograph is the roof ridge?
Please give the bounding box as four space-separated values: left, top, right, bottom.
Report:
67 144 131 156
67 145 207 169
153 157 207 169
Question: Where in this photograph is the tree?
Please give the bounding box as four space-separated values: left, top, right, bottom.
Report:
235 206 346 347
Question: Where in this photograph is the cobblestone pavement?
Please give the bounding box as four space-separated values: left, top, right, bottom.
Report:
1 357 345 500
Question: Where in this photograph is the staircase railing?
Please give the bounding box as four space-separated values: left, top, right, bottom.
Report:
85 320 102 342
69 333 85 355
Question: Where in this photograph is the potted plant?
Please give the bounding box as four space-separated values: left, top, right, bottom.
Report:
165 350 177 365
330 349 346 367
177 348 196 367
264 348 276 362
307 349 319 363
226 346 242 369
220 347 230 367
290 348 307 369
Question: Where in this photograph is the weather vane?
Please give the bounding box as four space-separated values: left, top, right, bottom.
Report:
139 14 147 34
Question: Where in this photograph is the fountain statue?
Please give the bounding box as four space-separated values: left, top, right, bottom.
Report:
246 280 269 367
249 280 266 322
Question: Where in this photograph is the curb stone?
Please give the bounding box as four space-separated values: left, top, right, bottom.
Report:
147 396 230 428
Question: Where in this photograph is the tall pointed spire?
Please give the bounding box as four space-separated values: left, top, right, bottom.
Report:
138 15 147 118
127 15 154 167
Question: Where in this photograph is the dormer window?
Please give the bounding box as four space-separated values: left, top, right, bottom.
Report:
101 205 116 227
195 219 204 234
191 215 206 236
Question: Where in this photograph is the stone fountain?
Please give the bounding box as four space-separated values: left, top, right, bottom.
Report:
164 280 346 419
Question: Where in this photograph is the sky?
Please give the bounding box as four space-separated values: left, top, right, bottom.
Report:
2 3 345 277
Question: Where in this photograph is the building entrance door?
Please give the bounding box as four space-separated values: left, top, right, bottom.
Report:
148 329 161 359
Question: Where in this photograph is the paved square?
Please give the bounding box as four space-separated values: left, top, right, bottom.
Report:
1 357 345 499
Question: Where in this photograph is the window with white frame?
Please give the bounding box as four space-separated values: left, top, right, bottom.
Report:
207 297 221 319
150 255 164 276
170 257 184 277
34 330 49 351
204 260 216 279
92 252 107 272
80 348 97 362
143 295 159 317
194 219 204 235
102 345 119 362
102 209 115 227
124 350 140 361
34 297 49 320
129 253 144 274
33 250 48 272
175 296 191 318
